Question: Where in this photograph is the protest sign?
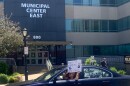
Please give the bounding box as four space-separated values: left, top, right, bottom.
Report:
68 60 82 73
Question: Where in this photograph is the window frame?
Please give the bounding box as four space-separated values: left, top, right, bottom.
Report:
82 67 113 79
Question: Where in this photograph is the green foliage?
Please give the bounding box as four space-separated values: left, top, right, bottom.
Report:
0 74 8 84
110 67 118 73
0 61 8 74
110 67 126 75
0 16 23 57
8 72 23 83
85 56 98 66
8 76 16 83
85 58 91 65
12 72 20 76
118 70 126 75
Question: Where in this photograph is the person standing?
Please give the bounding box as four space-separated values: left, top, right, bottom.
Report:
101 58 108 68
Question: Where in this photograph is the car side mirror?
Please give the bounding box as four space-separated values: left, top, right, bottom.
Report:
57 76 63 80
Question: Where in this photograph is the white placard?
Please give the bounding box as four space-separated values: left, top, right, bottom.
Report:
68 60 82 73
24 47 28 55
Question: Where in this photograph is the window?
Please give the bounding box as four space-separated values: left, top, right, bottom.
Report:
65 0 73 5
72 20 84 32
66 19 72 32
84 20 91 32
35 68 61 82
109 20 117 32
31 52 36 58
100 0 108 6
108 0 116 6
83 0 90 5
83 67 112 79
91 0 100 6
73 0 82 5
128 16 130 28
100 20 108 32
91 20 100 32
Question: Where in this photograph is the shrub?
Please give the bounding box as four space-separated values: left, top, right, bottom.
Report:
85 56 98 66
110 67 126 75
0 61 8 74
8 72 23 83
110 67 118 73
118 70 126 75
8 76 17 83
0 74 8 84
12 72 21 76
85 58 91 65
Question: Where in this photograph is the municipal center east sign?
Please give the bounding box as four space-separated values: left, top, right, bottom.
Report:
4 0 65 41
21 3 50 18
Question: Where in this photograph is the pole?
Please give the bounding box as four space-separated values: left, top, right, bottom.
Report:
24 36 28 81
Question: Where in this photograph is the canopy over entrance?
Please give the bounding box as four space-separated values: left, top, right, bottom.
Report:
27 41 72 46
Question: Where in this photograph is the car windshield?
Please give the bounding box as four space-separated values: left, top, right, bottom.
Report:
35 68 62 82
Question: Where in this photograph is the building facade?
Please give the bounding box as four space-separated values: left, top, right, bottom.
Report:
1 0 130 66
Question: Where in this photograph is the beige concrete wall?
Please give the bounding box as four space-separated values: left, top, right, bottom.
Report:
117 2 130 19
118 30 130 44
65 5 117 20
66 32 119 45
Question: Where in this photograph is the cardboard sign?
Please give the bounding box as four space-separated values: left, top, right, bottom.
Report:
68 60 82 73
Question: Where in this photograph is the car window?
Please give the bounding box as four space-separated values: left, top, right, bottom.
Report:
83 67 112 79
35 68 61 82
56 69 81 81
56 70 67 80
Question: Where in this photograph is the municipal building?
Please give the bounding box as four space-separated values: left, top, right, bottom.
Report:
0 0 130 68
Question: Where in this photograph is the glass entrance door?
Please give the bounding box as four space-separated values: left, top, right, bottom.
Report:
27 51 49 65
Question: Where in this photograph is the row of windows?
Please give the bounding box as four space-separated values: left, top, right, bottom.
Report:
66 19 117 32
66 44 130 57
66 16 130 32
118 16 130 31
65 0 129 6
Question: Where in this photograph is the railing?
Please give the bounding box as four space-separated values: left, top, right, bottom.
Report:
46 58 53 71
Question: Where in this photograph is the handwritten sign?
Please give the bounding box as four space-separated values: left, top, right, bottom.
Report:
68 60 82 73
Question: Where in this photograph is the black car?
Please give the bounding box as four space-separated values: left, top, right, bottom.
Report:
15 66 130 86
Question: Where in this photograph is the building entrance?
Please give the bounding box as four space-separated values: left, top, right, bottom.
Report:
27 51 49 65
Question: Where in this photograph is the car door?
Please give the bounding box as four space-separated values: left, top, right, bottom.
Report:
78 67 113 86
48 69 76 86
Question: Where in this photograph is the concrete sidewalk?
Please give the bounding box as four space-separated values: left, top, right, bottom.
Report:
22 73 43 81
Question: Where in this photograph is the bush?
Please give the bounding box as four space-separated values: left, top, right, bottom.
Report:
8 72 23 83
110 67 126 75
110 67 118 73
118 70 126 75
85 58 91 65
85 56 98 66
0 61 8 74
8 76 17 83
0 74 8 84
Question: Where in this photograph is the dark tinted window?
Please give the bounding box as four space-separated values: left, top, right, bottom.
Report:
83 67 112 79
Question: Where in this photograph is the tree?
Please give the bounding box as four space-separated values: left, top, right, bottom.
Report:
0 16 23 57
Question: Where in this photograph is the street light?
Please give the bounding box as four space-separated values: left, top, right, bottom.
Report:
22 28 28 81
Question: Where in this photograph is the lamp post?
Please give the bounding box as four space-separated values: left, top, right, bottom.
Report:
22 28 28 81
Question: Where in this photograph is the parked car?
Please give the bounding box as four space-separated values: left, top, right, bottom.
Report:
9 66 130 86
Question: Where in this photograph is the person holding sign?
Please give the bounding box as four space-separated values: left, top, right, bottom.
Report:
63 71 79 80
63 60 82 80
